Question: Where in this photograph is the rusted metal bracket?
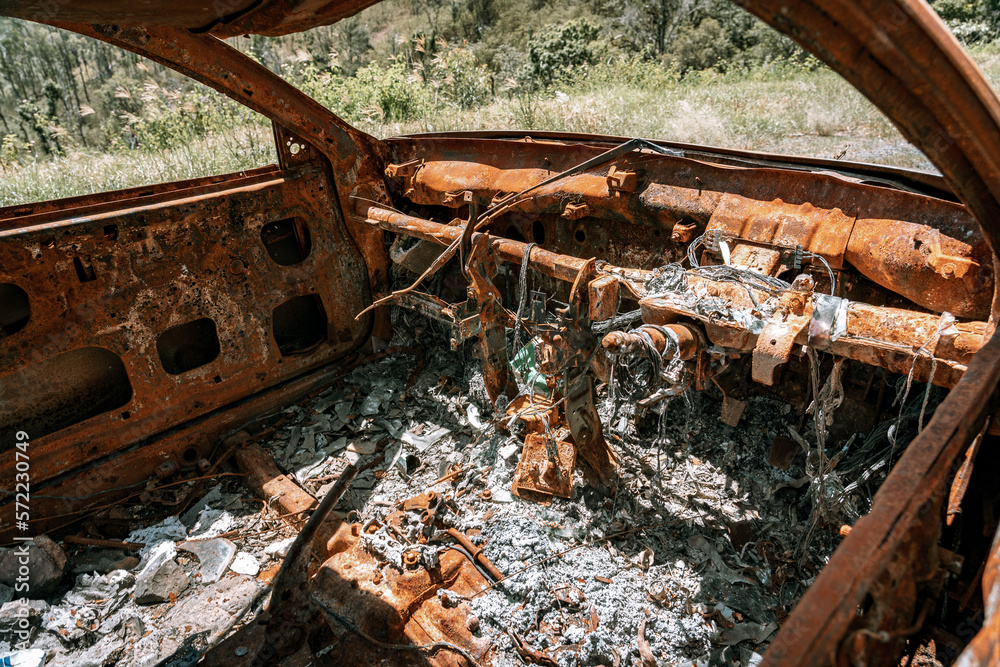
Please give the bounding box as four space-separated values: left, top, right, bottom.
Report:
751 278 815 386
562 202 590 220
587 274 620 323
511 432 576 502
565 374 619 486
442 189 475 208
606 166 639 194
752 314 811 386
394 292 483 350
466 233 517 406
507 395 577 502
385 159 423 179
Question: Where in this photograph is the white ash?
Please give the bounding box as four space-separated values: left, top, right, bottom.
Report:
360 524 406 570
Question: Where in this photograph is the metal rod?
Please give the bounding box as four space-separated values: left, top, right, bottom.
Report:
360 205 597 284
269 461 361 608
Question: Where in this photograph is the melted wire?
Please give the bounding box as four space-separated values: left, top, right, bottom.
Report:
804 251 837 295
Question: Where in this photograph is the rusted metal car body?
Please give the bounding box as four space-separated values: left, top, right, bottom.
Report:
2 0 1000 665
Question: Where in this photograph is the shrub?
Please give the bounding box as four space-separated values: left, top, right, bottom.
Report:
528 19 601 85
432 46 493 109
110 79 264 152
0 134 27 169
664 18 735 74
580 58 680 91
357 62 427 121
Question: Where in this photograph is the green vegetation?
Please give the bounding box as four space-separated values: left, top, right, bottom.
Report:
0 129 273 206
1 0 998 206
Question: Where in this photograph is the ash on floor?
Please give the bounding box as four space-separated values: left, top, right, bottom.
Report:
250 323 849 667
3 318 909 667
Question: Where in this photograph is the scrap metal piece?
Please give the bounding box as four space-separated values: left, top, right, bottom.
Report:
511 432 576 501
236 443 319 524
720 395 748 428
565 374 618 485
752 314 810 386
671 221 699 244
506 394 574 501
442 190 475 208
206 494 493 667
602 324 700 360
947 422 988 526
446 527 504 582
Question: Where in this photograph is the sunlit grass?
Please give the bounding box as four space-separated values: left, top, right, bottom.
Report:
370 63 937 170
0 127 274 208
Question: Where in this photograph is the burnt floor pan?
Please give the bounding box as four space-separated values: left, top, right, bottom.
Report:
1 1 1000 666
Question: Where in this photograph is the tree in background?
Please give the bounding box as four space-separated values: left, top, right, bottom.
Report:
528 18 600 85
931 0 998 42
979 0 1000 38
453 0 497 40
614 0 687 57
335 18 373 77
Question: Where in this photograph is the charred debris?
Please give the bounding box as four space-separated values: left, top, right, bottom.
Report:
3 2 1000 666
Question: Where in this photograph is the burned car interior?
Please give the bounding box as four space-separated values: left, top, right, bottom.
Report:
1 1 1000 666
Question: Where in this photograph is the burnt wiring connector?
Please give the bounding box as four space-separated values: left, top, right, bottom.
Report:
603 324 695 407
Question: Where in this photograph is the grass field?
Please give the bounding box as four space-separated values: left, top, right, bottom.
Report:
2 45 998 208
0 128 274 207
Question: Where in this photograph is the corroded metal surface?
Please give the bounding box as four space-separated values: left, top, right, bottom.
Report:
205 483 494 666
388 139 993 318
0 0 384 37
0 145 374 540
